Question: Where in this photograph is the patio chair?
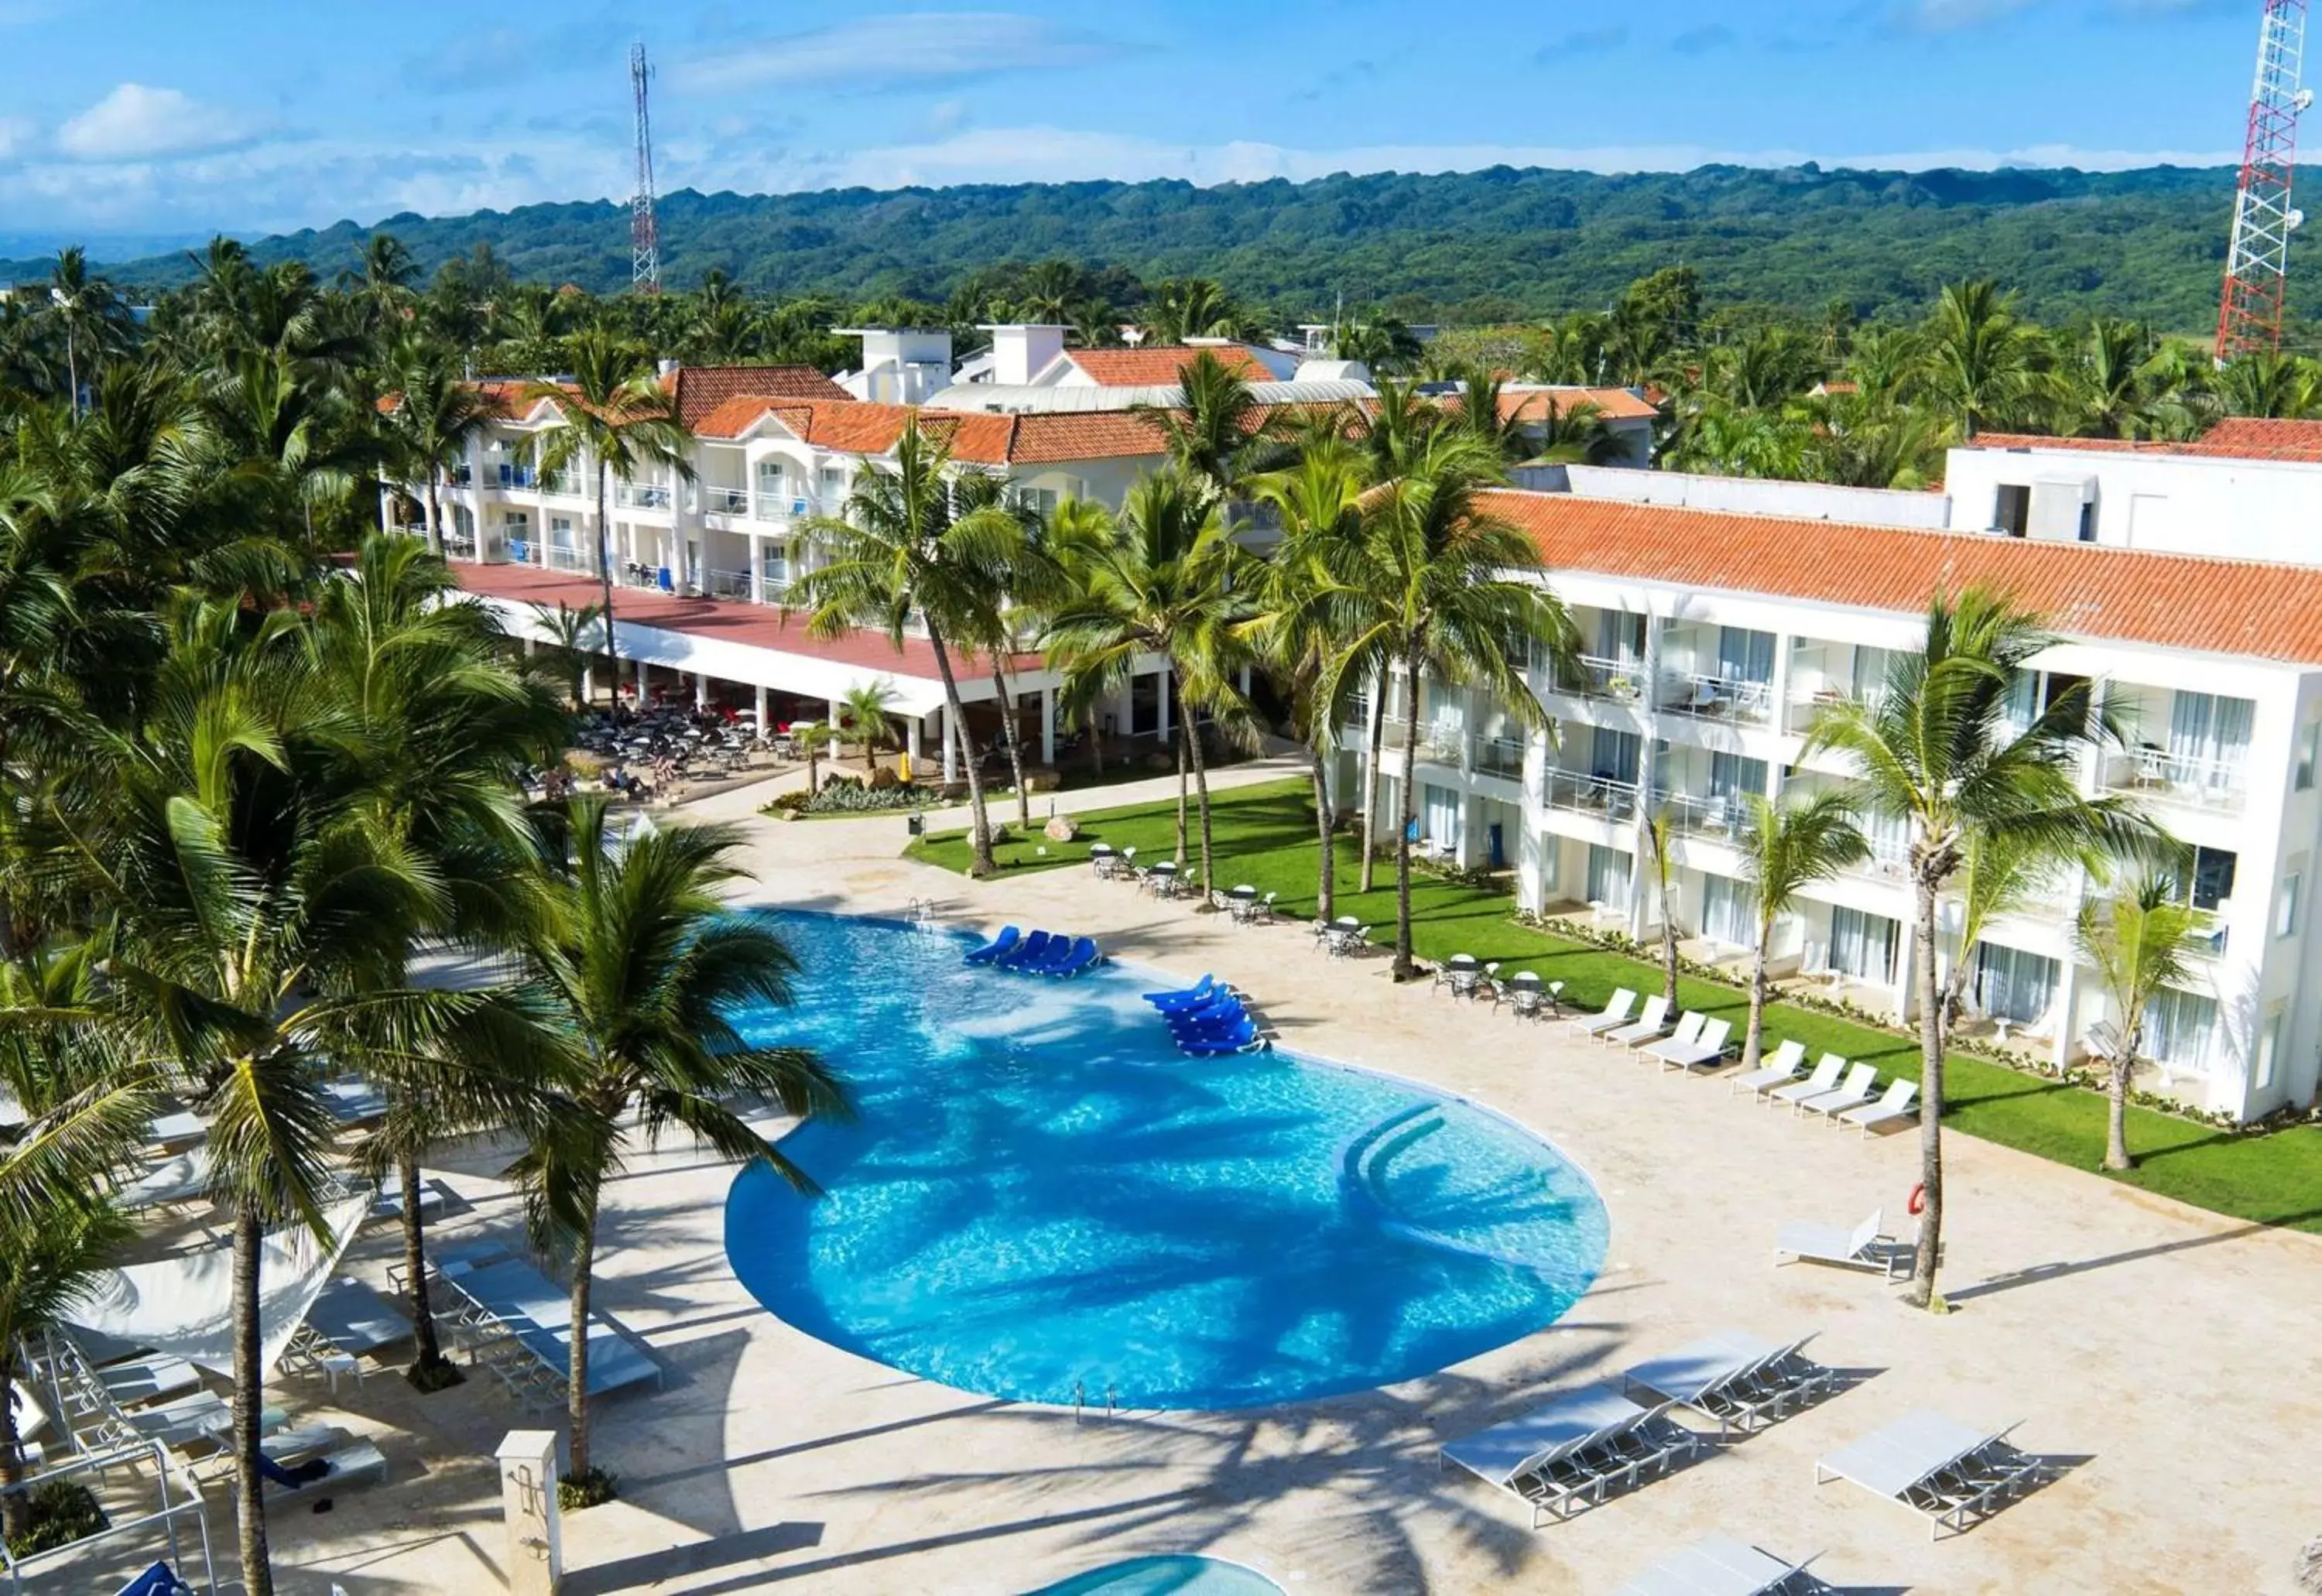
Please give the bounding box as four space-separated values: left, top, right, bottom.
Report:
1613 1533 1824 1596
1565 988 1636 1039
1435 955 1478 995
1180 1018 1267 1056
1765 1054 1845 1110
1796 1063 1879 1121
1775 1209 1904 1279
964 926 1022 965
1625 1331 1834 1440
994 930 1054 971
1652 1015 1735 1074
1605 995 1674 1048
1044 937 1104 978
1440 1383 1700 1528
1639 1011 1708 1063
1254 890 1278 924
1815 1409 2046 1539
1728 1039 1808 1097
1144 974 1218 1011
1327 924 1371 958
1841 1079 1920 1137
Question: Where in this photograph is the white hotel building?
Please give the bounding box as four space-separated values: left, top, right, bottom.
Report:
1354 420 2322 1123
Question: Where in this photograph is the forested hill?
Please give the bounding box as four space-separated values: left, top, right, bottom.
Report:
28 163 2266 329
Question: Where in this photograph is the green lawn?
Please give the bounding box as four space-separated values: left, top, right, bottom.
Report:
908 779 2322 1234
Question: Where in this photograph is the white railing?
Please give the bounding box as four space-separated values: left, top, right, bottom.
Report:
1785 683 1885 734
616 482 673 510
1650 789 1747 841
701 567 754 599
2101 747 2249 812
1415 720 1465 765
1541 768 1639 822
704 485 751 516
754 488 817 522
539 470 582 498
1659 671 1776 726
1472 734 1527 779
1560 653 1646 704
544 544 593 575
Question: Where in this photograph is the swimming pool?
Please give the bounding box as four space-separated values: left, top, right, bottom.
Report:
1026 1554 1285 1595
722 911 1608 1409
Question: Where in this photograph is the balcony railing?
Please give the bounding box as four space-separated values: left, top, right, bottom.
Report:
754 488 817 522
543 544 593 575
2100 747 2249 812
1785 683 1885 735
1651 789 1748 841
1415 721 1466 765
1659 671 1776 726
1557 653 1647 704
539 470 582 497
616 483 673 511
1472 734 1526 779
701 567 754 600
704 485 751 516
1542 768 1639 822
447 465 473 487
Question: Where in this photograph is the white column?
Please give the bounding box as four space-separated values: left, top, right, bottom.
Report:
907 714 922 761
635 659 649 704
522 636 536 658
495 1430 563 1596
1891 928 1916 1026
580 666 594 707
2047 957 2080 1076
1156 672 1172 741
827 698 845 741
748 532 765 603
940 706 957 782
1039 686 1056 764
753 683 769 734
696 672 711 711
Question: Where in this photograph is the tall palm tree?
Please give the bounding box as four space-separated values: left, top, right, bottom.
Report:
1803 587 2159 1309
383 348 500 557
0 1197 130 1537
43 248 130 417
1734 790 1869 1071
524 329 694 680
1326 430 1577 978
529 599 608 707
512 800 847 1485
1920 280 2039 440
1935 831 2055 1049
840 678 900 772
789 418 1040 875
2074 876 2199 1171
1135 351 1268 495
1642 804 1681 1011
1045 470 1257 895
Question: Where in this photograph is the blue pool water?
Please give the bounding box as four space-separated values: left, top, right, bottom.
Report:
1026 1554 1285 1595
722 912 1608 1409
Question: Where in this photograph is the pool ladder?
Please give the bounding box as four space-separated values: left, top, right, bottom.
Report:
1071 1379 1117 1426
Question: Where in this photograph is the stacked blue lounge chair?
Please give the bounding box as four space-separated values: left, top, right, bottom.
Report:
964 926 1021 964
1147 978 1269 1055
968 926 1104 978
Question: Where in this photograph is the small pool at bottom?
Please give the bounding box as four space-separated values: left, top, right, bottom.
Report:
721 910 1609 1410
1026 1553 1286 1595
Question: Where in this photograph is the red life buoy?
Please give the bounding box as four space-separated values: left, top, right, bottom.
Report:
1907 1183 1927 1217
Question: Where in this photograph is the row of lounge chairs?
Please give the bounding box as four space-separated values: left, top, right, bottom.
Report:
963 926 1104 978
1563 992 1920 1135
396 1240 663 1406
1142 974 1269 1055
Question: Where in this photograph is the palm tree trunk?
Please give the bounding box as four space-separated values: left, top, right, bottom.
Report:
231 1206 274 1596
1743 924 1771 1073
926 628 995 875
1358 679 1384 894
567 1208 598 1481
2106 1061 2135 1170
1187 691 1217 902
1086 707 1104 777
991 665 1030 828
425 471 445 560
1171 677 1190 868
1309 738 1335 922
596 464 622 682
0 1348 26 1543
400 1155 446 1371
1908 868 1947 1311
1392 663 1422 980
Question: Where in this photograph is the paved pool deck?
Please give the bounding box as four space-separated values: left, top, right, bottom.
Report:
262 789 2322 1596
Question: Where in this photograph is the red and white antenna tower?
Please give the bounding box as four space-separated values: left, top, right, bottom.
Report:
629 41 661 295
2216 1 2311 361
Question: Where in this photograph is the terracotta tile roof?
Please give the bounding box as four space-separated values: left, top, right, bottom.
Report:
1481 489 2322 666
1498 386 1661 423
1972 418 2322 464
376 380 566 421
670 365 849 427
1061 345 1276 386
687 398 1170 464
995 410 1171 464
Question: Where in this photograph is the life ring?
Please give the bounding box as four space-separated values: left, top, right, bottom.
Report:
1907 1183 1927 1217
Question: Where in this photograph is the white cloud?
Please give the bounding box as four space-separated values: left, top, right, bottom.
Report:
0 116 30 161
674 12 1119 94
56 84 259 162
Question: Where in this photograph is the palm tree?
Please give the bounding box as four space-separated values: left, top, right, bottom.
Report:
43 248 130 417
1934 831 2055 1050
789 417 1040 875
840 678 900 772
1803 587 2159 1309
796 721 835 796
529 599 608 707
0 1197 130 1537
1734 790 1869 1071
2074 876 2200 1171
1134 351 1268 495
1642 804 1681 1012
512 800 847 1486
524 329 694 680
1045 470 1257 896
1920 280 2039 440
1326 430 1577 978
384 348 500 557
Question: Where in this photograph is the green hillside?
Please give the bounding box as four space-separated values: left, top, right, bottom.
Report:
10 163 2265 328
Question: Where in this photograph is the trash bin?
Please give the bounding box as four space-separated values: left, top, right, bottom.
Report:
906 813 925 836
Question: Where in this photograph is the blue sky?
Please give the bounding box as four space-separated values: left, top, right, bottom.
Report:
0 0 2275 247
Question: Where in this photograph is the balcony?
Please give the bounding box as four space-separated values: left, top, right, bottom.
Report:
539 469 582 498
1556 654 1646 705
2099 746 2248 813
1472 734 1527 780
1651 789 1746 843
616 483 673 512
703 485 751 517
700 567 755 600
494 464 539 490
1659 671 1776 728
543 544 594 576
754 488 818 522
1785 683 1885 737
1541 768 1639 823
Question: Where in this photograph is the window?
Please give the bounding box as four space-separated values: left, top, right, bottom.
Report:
1715 626 1775 685
1829 906 1899 983
1594 610 1646 666
1589 726 1641 785
2257 1009 2283 1091
2297 720 2320 791
550 515 574 545
2167 691 2255 793
1422 783 1462 848
1974 943 2057 1026
1586 843 1631 908
2142 987 2220 1074
1995 483 2031 536
1700 872 1757 948
1016 485 1061 518
2279 869 2302 938
2170 846 2238 913
2077 500 2097 543
1999 670 2036 737
502 512 528 535
1709 751 1768 802
818 465 847 504
1849 645 1894 703
755 460 788 498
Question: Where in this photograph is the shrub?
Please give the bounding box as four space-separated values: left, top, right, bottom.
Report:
760 790 811 817
806 779 920 814
559 1467 618 1512
4 1481 107 1557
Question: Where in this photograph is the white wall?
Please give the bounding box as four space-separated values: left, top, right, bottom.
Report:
1943 446 2322 564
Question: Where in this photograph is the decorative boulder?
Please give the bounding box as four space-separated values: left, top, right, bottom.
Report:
1043 813 1080 843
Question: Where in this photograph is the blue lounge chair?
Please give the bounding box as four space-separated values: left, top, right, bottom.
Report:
1045 937 1102 978
1167 995 1247 1029
1170 1012 1252 1043
964 926 1022 964
1180 1019 1265 1055
1143 974 1217 1010
115 1564 196 1596
994 930 1053 971
1025 934 1086 975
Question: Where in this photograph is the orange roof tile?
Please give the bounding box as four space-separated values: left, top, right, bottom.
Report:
687 397 1170 464
671 365 849 427
1972 418 2322 464
1498 386 1660 423
1481 489 2322 666
1062 345 1276 386
995 410 1171 464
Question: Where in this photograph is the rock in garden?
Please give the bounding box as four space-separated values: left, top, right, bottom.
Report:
1043 814 1080 842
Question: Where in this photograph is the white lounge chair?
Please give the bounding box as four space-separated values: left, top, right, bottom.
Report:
1440 1383 1700 1527
117 1146 214 1213
1653 1016 1734 1073
1766 1054 1845 1110
1640 1011 1707 1063
1615 1533 1824 1596
1728 1039 1807 1096
1605 995 1674 1048
1775 1209 1904 1279
1797 1062 1879 1121
1841 1079 1920 1137
1816 1409 2045 1539
1565 988 1636 1039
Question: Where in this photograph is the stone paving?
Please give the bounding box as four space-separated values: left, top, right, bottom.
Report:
255 789 2322 1595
